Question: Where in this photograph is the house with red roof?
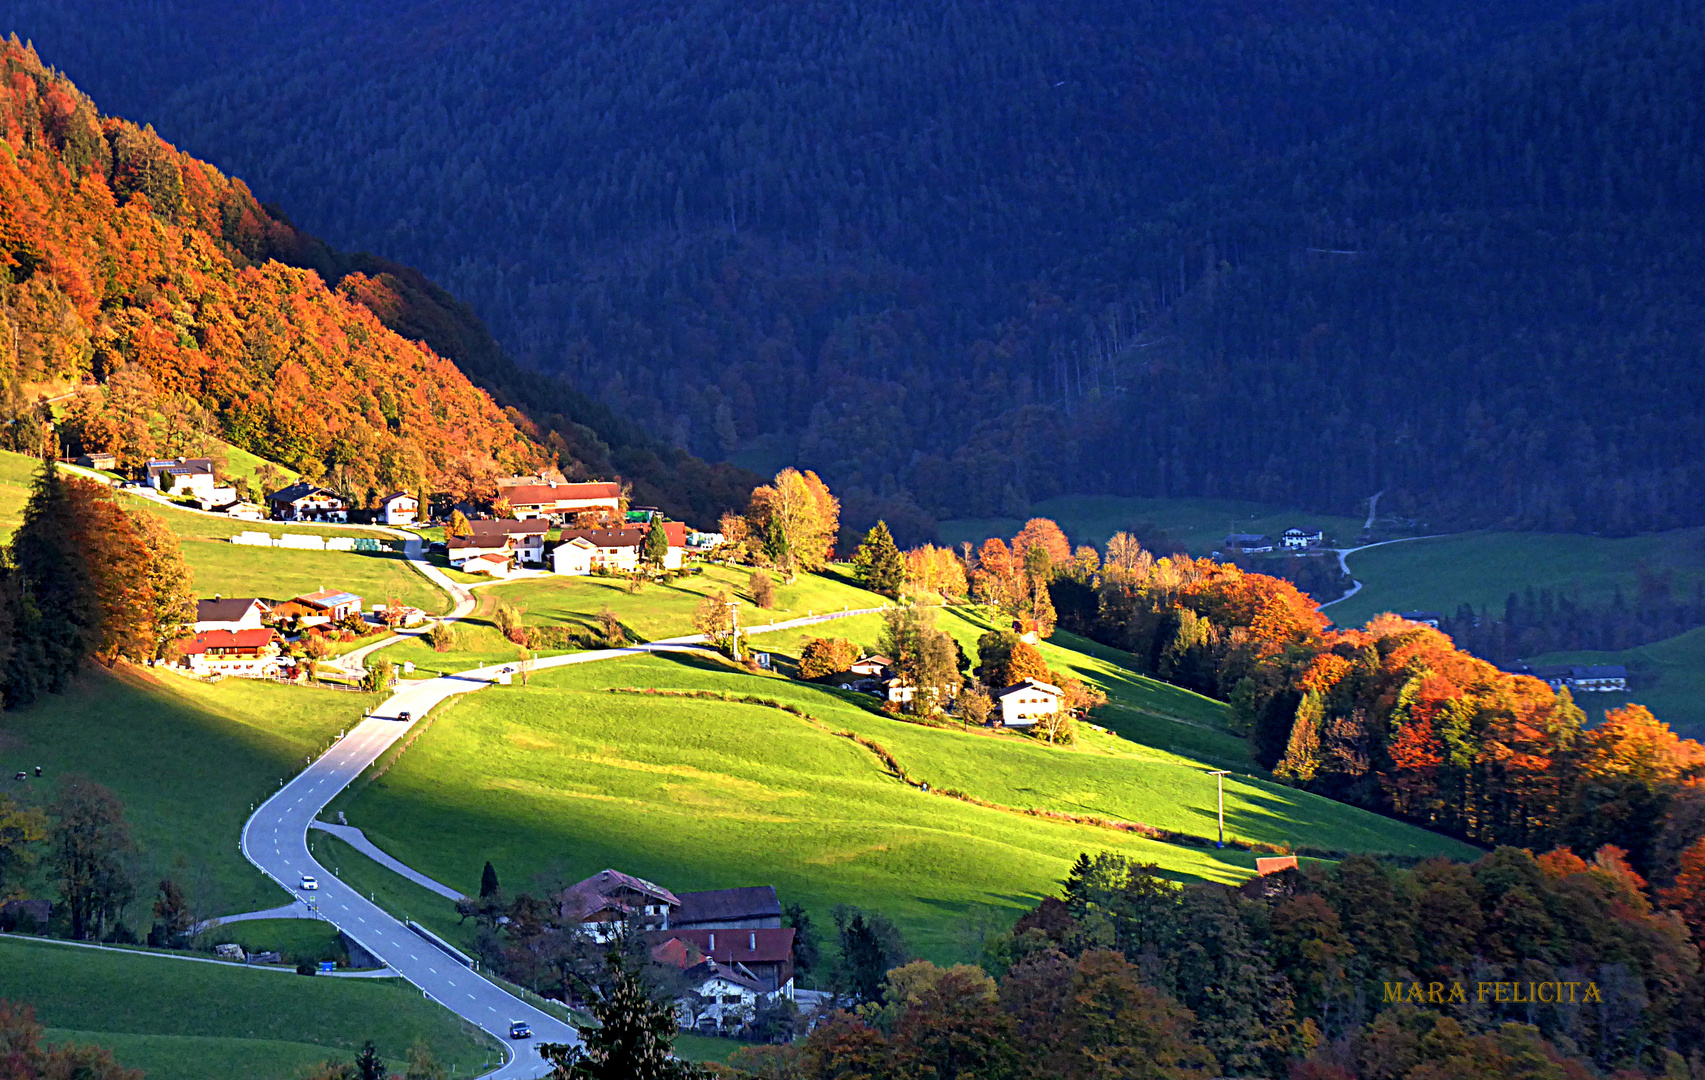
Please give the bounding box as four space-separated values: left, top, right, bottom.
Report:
503 480 621 523
178 627 283 678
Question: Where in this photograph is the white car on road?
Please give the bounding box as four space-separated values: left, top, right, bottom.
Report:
299 874 318 891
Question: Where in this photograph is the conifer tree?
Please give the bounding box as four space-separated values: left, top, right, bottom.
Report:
540 950 707 1079
852 521 906 597
9 460 99 699
1275 692 1324 786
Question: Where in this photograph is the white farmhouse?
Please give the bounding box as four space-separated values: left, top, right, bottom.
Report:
993 679 1064 728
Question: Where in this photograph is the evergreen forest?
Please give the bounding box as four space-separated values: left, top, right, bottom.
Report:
7 0 1699 538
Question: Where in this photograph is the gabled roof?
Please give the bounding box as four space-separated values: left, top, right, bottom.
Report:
180 628 277 655
680 959 767 995
656 927 795 966
468 518 549 539
146 457 214 474
673 886 781 927
295 589 362 609
556 528 645 550
1225 533 1270 544
268 481 343 504
507 481 621 506
558 868 682 922
379 491 416 505
994 679 1062 699
195 597 270 622
1573 664 1628 679
466 552 510 567
446 536 512 551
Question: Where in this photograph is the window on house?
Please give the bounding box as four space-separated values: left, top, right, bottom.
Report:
721 995 743 1004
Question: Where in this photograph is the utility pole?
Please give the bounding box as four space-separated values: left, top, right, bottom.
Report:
1208 770 1231 848
726 599 742 661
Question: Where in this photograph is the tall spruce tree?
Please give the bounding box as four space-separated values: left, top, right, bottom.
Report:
8 460 99 700
852 521 906 597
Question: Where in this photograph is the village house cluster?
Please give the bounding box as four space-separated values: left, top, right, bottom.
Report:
555 869 796 1032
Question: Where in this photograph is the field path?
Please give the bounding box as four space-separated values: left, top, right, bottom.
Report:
1318 533 1463 613
241 537 883 1078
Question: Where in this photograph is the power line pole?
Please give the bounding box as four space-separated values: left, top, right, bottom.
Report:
1208 770 1231 848
726 599 742 661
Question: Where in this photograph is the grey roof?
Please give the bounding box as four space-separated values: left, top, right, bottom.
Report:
469 518 549 539
672 886 782 928
1573 664 1628 679
196 597 270 622
994 679 1063 698
1225 533 1270 544
267 481 342 504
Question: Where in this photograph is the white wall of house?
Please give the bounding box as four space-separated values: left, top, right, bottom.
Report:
999 690 1060 727
381 496 419 525
552 539 597 575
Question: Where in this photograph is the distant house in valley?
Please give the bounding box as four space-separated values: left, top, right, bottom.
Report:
75 451 118 471
1510 662 1629 693
993 679 1063 728
267 482 349 523
194 597 271 633
1567 664 1629 692
178 627 283 678
505 480 622 523
1224 533 1273 554
1282 528 1324 550
146 457 217 499
551 535 599 576
289 588 364 622
468 519 550 565
687 530 725 550
224 500 266 520
1398 611 1444 628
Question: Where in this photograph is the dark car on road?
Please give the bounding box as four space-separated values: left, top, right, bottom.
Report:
509 1020 531 1039
396 710 412 722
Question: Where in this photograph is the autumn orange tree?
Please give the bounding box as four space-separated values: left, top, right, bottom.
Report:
0 41 544 497
744 467 838 581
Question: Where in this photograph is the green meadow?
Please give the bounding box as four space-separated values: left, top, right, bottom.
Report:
1328 529 1705 629
489 561 887 641
1 666 376 915
0 935 496 1080
938 495 1365 555
329 652 1474 963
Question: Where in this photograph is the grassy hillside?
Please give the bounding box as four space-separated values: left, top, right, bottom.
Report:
329 652 1474 963
0 449 442 611
755 606 1250 767
1 665 377 915
493 562 886 640
939 496 1366 556
1530 628 1705 737
0 936 496 1080
1329 529 1705 628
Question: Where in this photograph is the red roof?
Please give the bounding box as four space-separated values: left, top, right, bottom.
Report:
663 521 686 548
506 482 620 507
180 628 277 655
658 927 795 966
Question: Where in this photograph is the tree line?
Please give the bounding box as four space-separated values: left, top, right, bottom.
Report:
708 844 1705 1079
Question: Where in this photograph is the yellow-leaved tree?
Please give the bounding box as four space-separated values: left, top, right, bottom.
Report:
745 468 839 582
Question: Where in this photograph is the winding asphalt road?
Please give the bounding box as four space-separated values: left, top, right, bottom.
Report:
240 538 883 1076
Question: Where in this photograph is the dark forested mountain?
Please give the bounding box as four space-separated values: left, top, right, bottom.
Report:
10 0 1700 538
